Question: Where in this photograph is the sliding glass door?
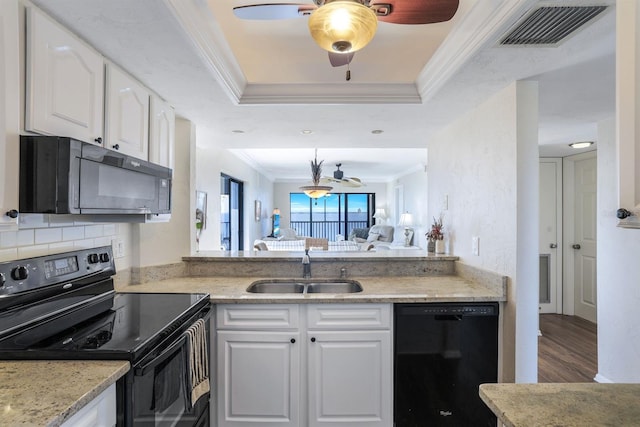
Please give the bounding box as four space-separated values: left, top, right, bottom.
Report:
220 174 244 251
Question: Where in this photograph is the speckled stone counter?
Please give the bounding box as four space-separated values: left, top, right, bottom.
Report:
116 274 506 303
479 383 640 426
0 360 130 427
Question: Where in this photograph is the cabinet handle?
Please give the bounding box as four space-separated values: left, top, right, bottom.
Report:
310 337 316 343
112 144 120 150
290 338 296 344
5 209 18 219
94 137 102 144
572 244 581 250
549 243 557 249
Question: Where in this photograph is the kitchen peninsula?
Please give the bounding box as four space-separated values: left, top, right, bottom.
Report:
119 250 507 304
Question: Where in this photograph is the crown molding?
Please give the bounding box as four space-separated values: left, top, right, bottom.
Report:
417 0 539 102
164 0 246 104
239 83 422 105
228 150 276 181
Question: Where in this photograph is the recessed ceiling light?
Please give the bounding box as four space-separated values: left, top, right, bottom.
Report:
231 130 245 134
301 130 313 135
569 141 594 149
371 129 384 134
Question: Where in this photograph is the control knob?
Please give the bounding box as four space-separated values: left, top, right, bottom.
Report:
88 253 100 264
99 253 110 263
11 266 28 281
0 272 5 287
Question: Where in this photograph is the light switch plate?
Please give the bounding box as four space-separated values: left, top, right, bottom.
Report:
472 236 480 256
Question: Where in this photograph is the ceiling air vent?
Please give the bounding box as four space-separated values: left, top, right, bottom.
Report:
500 6 607 46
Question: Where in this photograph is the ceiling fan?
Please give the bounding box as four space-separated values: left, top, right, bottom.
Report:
322 163 365 187
232 0 460 70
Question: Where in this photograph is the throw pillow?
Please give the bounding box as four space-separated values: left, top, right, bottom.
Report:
367 232 380 243
348 227 370 241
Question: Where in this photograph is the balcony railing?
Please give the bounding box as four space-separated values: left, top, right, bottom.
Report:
290 220 369 241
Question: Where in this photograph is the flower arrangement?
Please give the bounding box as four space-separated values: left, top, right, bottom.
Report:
426 215 444 241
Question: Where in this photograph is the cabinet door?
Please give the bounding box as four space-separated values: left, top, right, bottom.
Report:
217 330 300 427
105 63 149 159
25 6 104 144
149 95 175 169
0 0 20 230
61 383 116 427
307 330 392 427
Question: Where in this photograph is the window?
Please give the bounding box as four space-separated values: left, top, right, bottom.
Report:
220 174 244 251
290 193 375 240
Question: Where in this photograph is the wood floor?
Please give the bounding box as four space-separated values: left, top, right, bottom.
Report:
538 314 598 383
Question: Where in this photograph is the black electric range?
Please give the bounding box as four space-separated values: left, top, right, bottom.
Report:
0 246 211 427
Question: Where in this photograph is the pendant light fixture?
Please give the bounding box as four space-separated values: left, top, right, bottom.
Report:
308 0 378 53
300 149 333 198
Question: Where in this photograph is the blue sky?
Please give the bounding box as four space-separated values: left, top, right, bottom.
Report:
290 193 368 213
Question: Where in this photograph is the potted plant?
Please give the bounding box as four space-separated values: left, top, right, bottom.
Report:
425 215 444 253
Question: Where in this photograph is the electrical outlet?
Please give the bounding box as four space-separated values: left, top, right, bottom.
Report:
443 194 449 211
472 236 480 256
111 238 125 258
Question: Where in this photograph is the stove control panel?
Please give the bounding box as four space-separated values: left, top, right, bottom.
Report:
0 246 115 297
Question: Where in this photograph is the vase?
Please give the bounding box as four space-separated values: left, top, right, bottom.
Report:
427 239 435 253
435 239 445 254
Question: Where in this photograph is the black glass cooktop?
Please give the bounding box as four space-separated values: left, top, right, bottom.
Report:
0 292 210 363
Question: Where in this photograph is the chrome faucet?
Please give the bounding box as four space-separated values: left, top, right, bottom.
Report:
302 249 311 278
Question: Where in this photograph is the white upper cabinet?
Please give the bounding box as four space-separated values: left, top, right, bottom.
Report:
0 0 20 231
25 6 104 145
104 63 149 159
149 95 175 169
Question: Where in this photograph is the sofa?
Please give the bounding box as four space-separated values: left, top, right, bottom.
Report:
348 225 395 249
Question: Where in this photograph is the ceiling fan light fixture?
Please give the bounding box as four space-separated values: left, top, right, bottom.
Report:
308 0 378 53
300 149 333 198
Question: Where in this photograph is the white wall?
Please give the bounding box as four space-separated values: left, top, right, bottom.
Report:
427 81 539 383
195 141 274 251
133 118 194 267
596 117 640 382
390 168 429 248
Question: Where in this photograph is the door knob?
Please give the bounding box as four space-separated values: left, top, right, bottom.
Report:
617 208 633 219
572 244 581 249
549 243 557 249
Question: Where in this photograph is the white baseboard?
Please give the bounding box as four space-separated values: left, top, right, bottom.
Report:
594 373 613 383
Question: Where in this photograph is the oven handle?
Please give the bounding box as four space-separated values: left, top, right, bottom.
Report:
134 334 187 377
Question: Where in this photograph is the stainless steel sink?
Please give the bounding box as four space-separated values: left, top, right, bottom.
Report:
246 279 363 294
306 281 363 294
246 280 305 293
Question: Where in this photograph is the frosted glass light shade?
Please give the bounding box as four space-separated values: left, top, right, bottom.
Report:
300 185 333 198
308 0 378 53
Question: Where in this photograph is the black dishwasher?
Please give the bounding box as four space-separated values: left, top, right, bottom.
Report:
394 303 499 427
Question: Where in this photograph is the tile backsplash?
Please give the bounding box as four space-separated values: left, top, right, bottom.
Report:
0 214 124 262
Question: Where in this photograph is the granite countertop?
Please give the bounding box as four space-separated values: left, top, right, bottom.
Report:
184 250 457 261
0 360 129 427
479 383 640 426
117 274 506 303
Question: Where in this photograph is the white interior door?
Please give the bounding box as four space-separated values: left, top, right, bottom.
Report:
572 155 597 323
539 159 562 313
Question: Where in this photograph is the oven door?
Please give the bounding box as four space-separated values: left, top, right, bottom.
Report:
129 310 211 427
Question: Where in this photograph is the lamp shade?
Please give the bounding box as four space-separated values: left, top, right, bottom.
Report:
308 0 378 53
398 212 413 227
373 208 387 219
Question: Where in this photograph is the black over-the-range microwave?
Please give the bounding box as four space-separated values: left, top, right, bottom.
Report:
19 135 172 215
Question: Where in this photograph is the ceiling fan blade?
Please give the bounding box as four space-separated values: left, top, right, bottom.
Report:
328 52 355 67
233 4 316 20
373 0 459 25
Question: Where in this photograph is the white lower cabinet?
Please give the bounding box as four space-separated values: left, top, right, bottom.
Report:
61 383 116 427
307 330 391 427
216 303 392 427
